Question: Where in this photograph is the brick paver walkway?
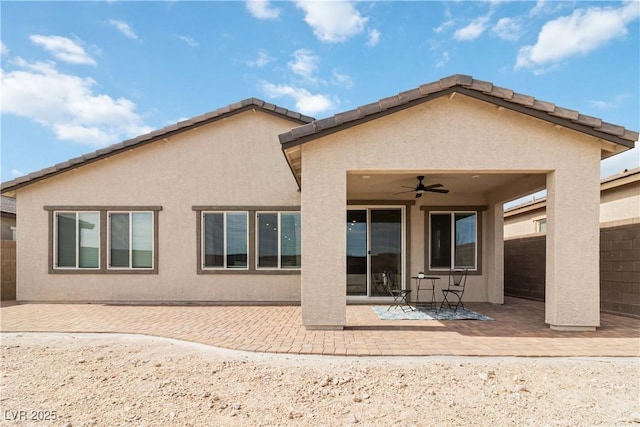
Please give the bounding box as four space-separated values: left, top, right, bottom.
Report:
1 297 638 356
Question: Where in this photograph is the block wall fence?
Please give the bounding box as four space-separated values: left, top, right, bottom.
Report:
505 221 640 318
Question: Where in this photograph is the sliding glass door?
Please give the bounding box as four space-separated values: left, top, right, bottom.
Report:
347 207 404 297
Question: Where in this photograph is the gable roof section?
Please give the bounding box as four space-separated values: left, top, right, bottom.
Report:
279 74 638 188
1 98 313 195
1 196 16 216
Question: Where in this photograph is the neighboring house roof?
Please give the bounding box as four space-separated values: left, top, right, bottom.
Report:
504 167 640 217
1 196 16 216
1 98 313 195
279 74 638 188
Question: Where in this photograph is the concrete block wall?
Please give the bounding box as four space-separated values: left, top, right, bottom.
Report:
504 221 640 318
600 222 640 317
504 235 546 301
1 240 16 300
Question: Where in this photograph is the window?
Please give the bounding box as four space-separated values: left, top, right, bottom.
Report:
202 212 248 269
54 211 100 269
429 211 477 270
48 207 160 274
535 218 547 233
109 212 154 269
257 212 301 269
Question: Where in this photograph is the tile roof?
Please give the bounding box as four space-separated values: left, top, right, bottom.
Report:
279 74 638 148
1 196 16 215
1 98 313 194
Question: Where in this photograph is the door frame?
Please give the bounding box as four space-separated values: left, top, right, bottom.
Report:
346 205 407 301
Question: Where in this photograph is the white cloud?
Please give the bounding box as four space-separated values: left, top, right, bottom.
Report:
0 59 152 146
288 49 319 79
246 0 280 20
433 19 454 34
436 51 450 68
29 35 96 65
11 169 24 178
492 17 522 41
588 94 628 110
260 81 334 116
177 35 198 47
516 2 640 69
454 15 491 41
295 1 368 43
108 19 139 40
246 50 274 68
1 41 8 56
529 0 547 17
367 29 381 47
331 69 353 89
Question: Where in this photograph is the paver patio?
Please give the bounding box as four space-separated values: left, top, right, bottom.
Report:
1 297 638 357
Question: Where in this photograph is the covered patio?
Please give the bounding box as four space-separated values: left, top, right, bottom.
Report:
1 297 638 356
280 75 637 331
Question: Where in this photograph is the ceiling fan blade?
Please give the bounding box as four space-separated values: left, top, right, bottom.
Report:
426 188 449 194
392 190 416 195
424 183 444 189
400 185 418 189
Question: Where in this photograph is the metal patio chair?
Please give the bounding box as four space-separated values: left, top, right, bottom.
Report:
439 268 468 312
385 269 413 312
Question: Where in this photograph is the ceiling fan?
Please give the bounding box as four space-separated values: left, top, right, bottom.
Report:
392 175 450 198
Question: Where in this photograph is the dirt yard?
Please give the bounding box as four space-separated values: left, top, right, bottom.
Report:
1 333 638 426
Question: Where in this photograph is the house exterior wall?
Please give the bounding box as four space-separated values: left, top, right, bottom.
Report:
15 110 303 303
601 184 640 224
299 94 601 328
504 176 640 319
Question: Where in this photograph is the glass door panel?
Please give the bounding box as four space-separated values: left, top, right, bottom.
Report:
346 210 367 296
370 209 402 297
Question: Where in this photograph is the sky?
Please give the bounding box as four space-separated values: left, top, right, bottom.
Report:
1 1 639 187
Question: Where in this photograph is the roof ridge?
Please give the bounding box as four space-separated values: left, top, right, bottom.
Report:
1 98 313 194
279 74 638 146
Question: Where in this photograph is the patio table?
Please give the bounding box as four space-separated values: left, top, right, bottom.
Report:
413 275 440 309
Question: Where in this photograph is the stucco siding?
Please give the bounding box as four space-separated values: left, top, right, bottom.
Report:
601 185 640 224
16 111 302 303
299 94 601 326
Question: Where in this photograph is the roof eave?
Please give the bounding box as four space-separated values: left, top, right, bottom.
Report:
2 100 313 195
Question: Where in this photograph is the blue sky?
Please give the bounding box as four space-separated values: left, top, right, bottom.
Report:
2 1 639 185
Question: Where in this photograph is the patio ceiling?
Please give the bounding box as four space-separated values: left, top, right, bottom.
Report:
346 171 545 201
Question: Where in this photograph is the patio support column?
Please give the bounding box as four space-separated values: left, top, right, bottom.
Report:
545 169 600 331
299 146 347 330
486 201 504 304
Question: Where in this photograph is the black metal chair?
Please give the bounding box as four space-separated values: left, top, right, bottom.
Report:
385 270 413 312
439 268 468 312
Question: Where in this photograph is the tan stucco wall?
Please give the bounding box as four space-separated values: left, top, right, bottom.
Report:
16 110 302 303
504 179 640 239
300 94 602 328
600 183 640 224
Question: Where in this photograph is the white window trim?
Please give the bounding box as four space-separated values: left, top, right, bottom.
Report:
201 211 249 270
428 211 478 272
107 211 155 270
53 211 100 270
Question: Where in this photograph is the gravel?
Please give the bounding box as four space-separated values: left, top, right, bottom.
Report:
1 333 639 426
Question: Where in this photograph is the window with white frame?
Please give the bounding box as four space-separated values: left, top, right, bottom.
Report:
256 212 301 269
202 212 248 269
534 218 547 233
54 211 100 269
429 211 477 270
109 211 154 269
